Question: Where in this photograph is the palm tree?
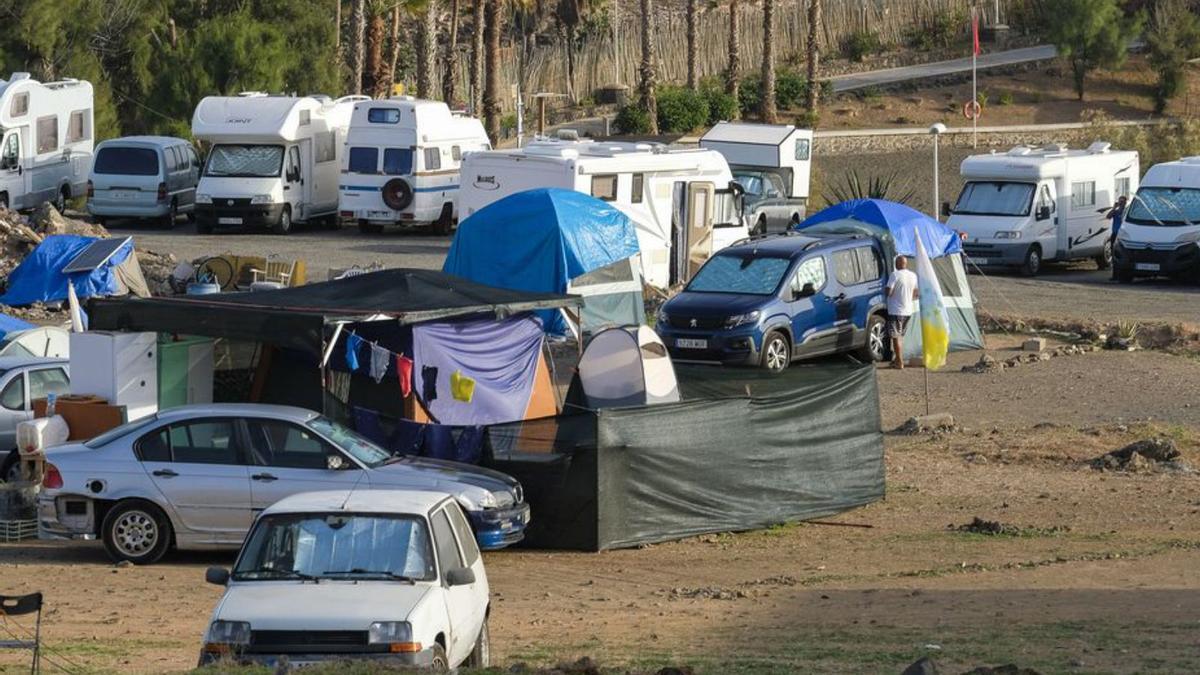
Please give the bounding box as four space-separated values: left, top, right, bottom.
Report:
804 0 821 114
366 9 388 97
483 0 501 141
556 0 585 104
760 0 777 123
471 0 484 114
417 0 438 98
685 0 698 89
726 0 739 111
350 0 366 94
442 0 461 104
638 0 658 133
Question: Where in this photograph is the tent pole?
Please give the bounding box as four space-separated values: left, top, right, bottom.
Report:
923 363 931 416
320 322 347 369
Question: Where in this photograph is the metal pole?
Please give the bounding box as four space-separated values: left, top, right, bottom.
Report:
924 361 931 415
972 7 978 149
932 134 940 221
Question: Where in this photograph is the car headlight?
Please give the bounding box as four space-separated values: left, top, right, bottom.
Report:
994 231 1021 239
725 310 761 328
477 491 499 508
250 194 274 204
1175 230 1200 244
195 193 213 204
205 620 250 646
368 621 421 653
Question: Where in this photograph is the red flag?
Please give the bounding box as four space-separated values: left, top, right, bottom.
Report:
396 355 413 398
972 11 980 56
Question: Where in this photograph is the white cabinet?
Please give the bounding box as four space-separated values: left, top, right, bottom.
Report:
69 331 158 421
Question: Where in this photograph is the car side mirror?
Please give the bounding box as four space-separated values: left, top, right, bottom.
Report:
793 282 816 300
941 201 952 217
446 567 476 587
326 454 349 471
1036 205 1051 221
205 567 230 586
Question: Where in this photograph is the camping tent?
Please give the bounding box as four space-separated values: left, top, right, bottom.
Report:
0 313 33 338
794 199 984 358
0 235 149 307
443 188 643 336
576 326 680 408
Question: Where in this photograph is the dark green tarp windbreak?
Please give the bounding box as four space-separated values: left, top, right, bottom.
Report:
486 359 884 551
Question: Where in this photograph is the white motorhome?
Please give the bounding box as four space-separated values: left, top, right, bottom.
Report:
947 143 1139 276
699 122 813 233
339 98 489 235
1114 157 1200 283
0 73 93 212
458 138 749 288
192 93 367 234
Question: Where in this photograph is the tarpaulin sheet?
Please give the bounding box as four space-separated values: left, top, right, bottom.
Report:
0 313 33 338
443 188 640 334
486 359 884 550
413 315 544 425
0 235 132 307
796 198 964 256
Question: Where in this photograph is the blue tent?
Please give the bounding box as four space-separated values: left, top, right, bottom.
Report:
0 235 146 308
0 313 33 338
444 188 642 335
794 199 984 357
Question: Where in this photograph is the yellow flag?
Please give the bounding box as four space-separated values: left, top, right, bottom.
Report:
913 231 950 370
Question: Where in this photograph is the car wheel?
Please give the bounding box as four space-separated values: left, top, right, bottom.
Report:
790 213 801 229
858 314 887 362
759 331 790 372
755 215 768 236
1020 245 1041 277
429 642 449 671
432 204 455 236
466 619 490 667
54 186 68 213
1095 240 1112 270
102 500 172 565
0 449 22 483
271 205 292 235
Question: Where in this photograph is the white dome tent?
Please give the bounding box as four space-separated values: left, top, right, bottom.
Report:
577 326 681 409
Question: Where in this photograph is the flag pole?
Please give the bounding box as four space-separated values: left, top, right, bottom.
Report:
972 6 978 149
924 360 931 415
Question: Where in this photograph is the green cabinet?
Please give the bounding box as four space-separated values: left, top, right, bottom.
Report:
157 335 214 410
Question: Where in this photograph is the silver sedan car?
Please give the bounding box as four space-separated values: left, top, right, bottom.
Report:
38 403 530 564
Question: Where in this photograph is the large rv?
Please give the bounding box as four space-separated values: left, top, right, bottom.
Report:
458 138 749 288
946 143 1139 276
0 73 93 212
339 98 489 235
700 121 813 234
192 93 366 234
1115 156 1200 283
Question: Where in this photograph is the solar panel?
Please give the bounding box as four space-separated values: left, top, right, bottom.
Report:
62 237 132 274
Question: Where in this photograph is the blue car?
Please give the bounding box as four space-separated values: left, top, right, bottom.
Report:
656 233 890 371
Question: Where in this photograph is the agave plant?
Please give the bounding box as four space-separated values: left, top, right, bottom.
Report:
821 170 918 206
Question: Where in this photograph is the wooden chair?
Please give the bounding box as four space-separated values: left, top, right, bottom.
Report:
249 257 296 287
0 592 43 674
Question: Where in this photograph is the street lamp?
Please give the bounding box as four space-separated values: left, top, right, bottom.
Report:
929 123 947 222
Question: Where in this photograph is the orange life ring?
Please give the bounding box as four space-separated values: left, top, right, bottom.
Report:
963 100 982 120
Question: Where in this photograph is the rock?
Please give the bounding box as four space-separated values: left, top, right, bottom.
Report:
1116 437 1180 463
902 657 940 675
31 204 109 238
1022 337 1046 352
1125 451 1153 472
899 413 956 433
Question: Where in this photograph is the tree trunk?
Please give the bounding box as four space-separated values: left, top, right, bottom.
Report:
417 0 438 98
443 0 461 105
335 0 341 49
1073 59 1086 100
726 0 739 109
760 0 776 123
484 0 502 142
804 0 821 113
685 0 698 90
565 25 577 104
388 4 402 94
350 0 366 94
638 0 658 134
471 0 485 114
366 12 387 98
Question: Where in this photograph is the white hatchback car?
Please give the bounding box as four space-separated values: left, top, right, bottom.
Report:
200 490 490 670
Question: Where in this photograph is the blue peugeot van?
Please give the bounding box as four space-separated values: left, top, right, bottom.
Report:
656 233 889 371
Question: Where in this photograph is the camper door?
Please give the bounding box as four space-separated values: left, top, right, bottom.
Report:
685 182 715 280
0 130 25 209
284 145 304 218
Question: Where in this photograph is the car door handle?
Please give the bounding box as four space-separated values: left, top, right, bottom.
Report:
251 473 278 482
828 293 846 302
152 469 178 478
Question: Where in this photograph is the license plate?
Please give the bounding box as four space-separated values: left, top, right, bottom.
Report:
971 257 989 266
1135 263 1160 271
109 190 136 200
368 210 392 219
218 217 243 225
676 338 708 349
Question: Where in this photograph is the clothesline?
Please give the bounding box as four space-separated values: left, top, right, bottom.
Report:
343 330 476 404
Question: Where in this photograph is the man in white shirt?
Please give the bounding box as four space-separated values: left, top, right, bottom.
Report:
885 255 919 369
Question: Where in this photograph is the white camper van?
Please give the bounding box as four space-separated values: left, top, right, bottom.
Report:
699 122 813 234
1115 157 1200 282
339 98 489 235
192 93 367 234
458 138 749 288
947 143 1139 276
0 73 93 212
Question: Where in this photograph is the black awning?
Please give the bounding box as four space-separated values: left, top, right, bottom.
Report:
88 268 580 354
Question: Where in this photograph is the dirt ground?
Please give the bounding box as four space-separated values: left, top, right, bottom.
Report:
2 332 1199 674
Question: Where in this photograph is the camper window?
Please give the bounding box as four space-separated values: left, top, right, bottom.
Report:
1 135 19 170
794 138 810 161
348 147 379 174
424 147 442 171
1115 176 1131 199
451 145 462 161
315 131 337 163
298 110 311 126
205 144 285 178
9 92 28 118
66 110 88 143
94 147 158 176
954 181 1035 217
631 174 645 203
36 115 58 154
383 148 414 175
1070 181 1096 208
368 108 402 124
591 175 618 201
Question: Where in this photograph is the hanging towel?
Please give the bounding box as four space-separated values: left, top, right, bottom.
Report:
397 355 413 397
450 370 476 403
345 334 363 371
421 365 439 402
369 343 390 383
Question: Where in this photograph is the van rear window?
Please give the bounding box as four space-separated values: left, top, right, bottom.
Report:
94 147 159 176
368 108 401 124
348 147 379 174
383 148 413 175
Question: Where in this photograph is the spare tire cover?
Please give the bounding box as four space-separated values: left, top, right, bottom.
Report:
381 178 414 211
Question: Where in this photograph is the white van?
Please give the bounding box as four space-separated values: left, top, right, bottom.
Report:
1114 157 1200 283
192 93 367 234
87 136 200 228
458 137 749 288
947 143 1139 276
340 98 489 235
699 121 813 234
0 73 93 213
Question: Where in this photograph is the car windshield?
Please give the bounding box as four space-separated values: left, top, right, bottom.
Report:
734 173 763 195
686 254 792 295
233 513 436 582
204 144 284 178
954 181 1036 217
1126 187 1200 227
84 415 161 449
93 147 159 176
308 416 393 468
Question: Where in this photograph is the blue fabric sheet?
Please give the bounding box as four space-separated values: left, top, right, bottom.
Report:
794 198 963 257
0 313 34 338
0 235 132 307
443 188 640 334
352 407 485 465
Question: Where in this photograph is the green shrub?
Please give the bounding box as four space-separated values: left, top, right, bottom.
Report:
656 87 710 133
614 104 652 134
998 91 1015 106
701 87 739 125
738 76 762 118
976 90 990 107
795 109 819 129
904 9 966 51
842 30 883 62
775 69 808 109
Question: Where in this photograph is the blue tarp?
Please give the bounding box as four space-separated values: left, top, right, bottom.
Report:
0 313 33 338
794 198 963 257
443 188 640 334
0 235 133 307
